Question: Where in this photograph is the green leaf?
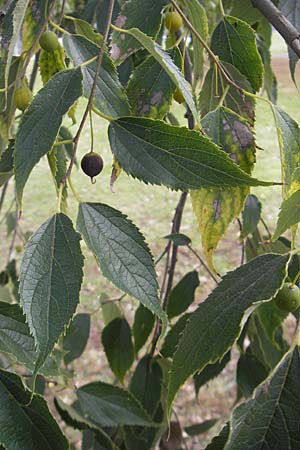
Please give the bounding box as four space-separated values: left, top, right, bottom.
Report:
14 68 82 207
236 348 268 398
20 213 84 373
240 194 262 240
66 16 103 46
225 347 300 449
39 45 67 85
211 16 263 92
47 145 68 211
0 369 68 449
0 302 60 376
185 419 219 437
164 233 191 246
63 313 90 365
58 126 76 165
229 0 263 24
100 294 122 326
118 28 198 123
279 0 300 82
194 351 231 396
102 317 134 383
182 0 208 85
110 0 167 64
63 34 130 119
0 139 14 187
77 203 165 322
132 304 155 355
199 61 255 125
108 117 270 190
191 107 256 270
205 424 230 450
167 253 289 416
167 271 199 319
272 189 300 241
126 48 180 119
274 106 300 187
129 355 162 415
161 314 190 359
77 382 155 427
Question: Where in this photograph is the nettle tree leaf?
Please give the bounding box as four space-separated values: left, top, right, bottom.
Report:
0 302 60 376
194 351 231 396
182 0 208 85
161 313 191 359
63 313 91 365
0 139 14 186
0 369 68 450
240 194 262 240
102 317 134 383
229 0 263 24
167 253 289 416
279 0 300 82
185 419 219 437
47 145 68 211
14 68 82 207
77 382 155 427
211 16 263 92
272 189 300 241
126 48 181 119
110 0 167 64
22 0 54 51
64 34 130 119
164 233 191 246
199 61 255 125
132 304 155 355
20 213 84 373
274 107 300 187
108 117 270 190
39 45 67 85
77 203 165 322
225 347 300 449
206 424 230 450
167 271 199 319
119 28 198 123
236 348 268 398
191 107 256 270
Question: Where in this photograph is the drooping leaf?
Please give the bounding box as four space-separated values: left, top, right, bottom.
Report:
64 34 130 119
77 382 155 427
0 57 20 137
194 351 231 396
185 419 219 437
272 189 300 241
229 0 263 24
236 348 268 398
110 0 167 64
257 300 288 345
100 294 122 326
77 203 165 323
191 107 256 270
39 45 67 85
63 313 91 365
14 68 82 207
0 369 68 450
167 253 289 416
160 314 191 359
20 213 84 373
129 355 162 415
47 145 68 211
167 271 199 319
65 16 103 46
0 302 60 376
132 304 155 355
182 0 208 85
22 0 54 52
102 317 134 383
211 16 263 92
199 61 255 125
225 347 300 449
205 424 230 450
126 48 181 119
274 106 300 188
117 28 198 123
240 194 262 240
108 117 270 190
0 139 14 186
279 0 300 82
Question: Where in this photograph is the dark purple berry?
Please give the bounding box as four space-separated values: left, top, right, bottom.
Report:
81 152 104 183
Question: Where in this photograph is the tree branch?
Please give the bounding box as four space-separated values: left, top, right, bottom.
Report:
251 0 300 58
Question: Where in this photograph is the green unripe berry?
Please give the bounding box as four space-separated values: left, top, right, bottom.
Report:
165 11 183 32
173 87 185 104
13 85 33 111
274 282 300 312
39 31 59 52
81 151 104 183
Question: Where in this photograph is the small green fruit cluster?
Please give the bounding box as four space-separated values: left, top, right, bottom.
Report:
81 152 104 183
39 31 59 52
13 81 33 112
273 282 300 313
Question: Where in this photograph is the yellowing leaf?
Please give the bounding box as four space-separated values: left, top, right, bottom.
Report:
39 45 67 85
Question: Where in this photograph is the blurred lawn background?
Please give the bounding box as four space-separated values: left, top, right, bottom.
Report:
0 31 299 448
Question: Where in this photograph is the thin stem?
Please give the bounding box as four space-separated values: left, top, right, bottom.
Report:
49 20 70 35
219 0 225 16
6 201 18 265
89 110 94 152
155 247 168 265
188 245 219 283
260 217 272 239
68 176 82 203
60 0 115 192
0 182 9 215
53 139 74 147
